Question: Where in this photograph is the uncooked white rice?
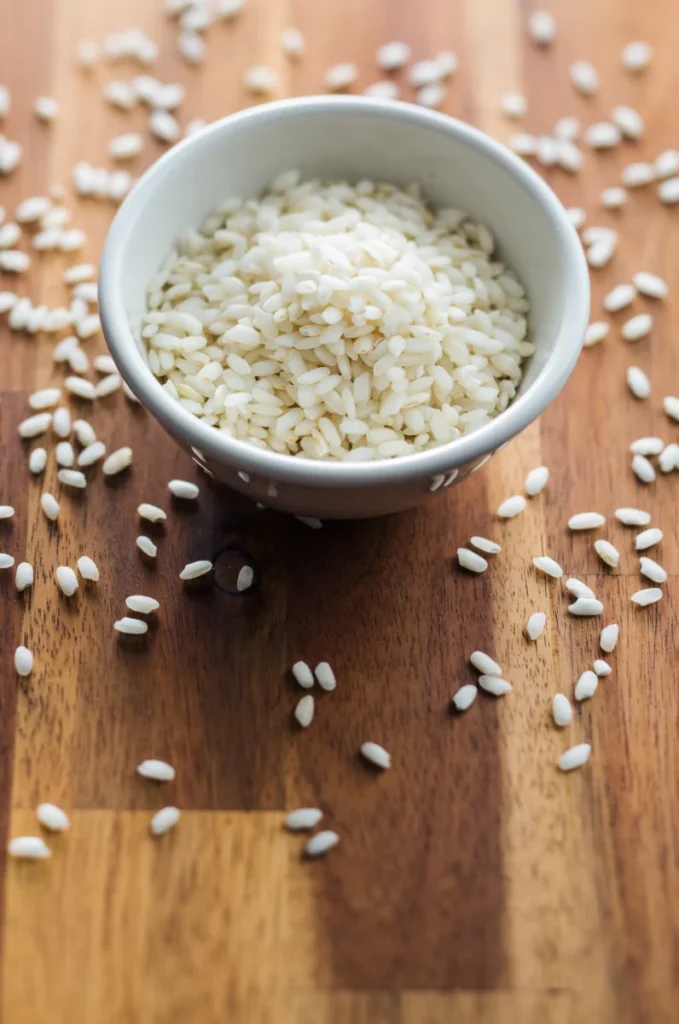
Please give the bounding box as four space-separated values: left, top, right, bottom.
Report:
497 495 526 519
179 559 212 580
524 465 549 496
558 743 591 771
470 536 501 554
137 759 175 781
526 611 546 640
294 694 314 727
639 556 667 584
236 565 254 591
552 693 572 727
168 479 199 499
457 548 488 573
142 173 531 462
304 830 339 857
532 555 563 578
292 661 314 688
314 662 336 691
574 670 598 701
568 512 605 530
360 741 391 769
150 806 181 836
284 808 322 831
599 624 619 652
615 507 650 526
39 489 60 521
115 616 149 635
36 803 70 831
0 554 14 569
126 595 160 613
56 565 78 596
594 539 620 567
470 650 502 676
77 556 99 581
7 836 51 859
136 535 158 558
631 587 662 606
593 659 612 677
57 468 87 488
138 502 167 523
15 562 33 591
14 645 33 676
635 527 662 551
478 675 512 696
632 453 656 483
102 447 133 475
452 683 478 711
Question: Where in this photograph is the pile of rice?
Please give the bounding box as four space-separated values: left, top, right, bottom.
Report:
142 170 531 461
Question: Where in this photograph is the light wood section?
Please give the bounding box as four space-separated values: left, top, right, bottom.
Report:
0 0 678 1022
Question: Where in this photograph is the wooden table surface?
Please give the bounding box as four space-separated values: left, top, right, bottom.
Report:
1 0 678 1021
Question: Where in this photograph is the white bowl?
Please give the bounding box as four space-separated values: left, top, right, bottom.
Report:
99 96 589 518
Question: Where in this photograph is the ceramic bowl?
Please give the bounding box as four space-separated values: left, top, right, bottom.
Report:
99 95 589 518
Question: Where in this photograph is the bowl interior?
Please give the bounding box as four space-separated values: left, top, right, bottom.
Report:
113 99 578 405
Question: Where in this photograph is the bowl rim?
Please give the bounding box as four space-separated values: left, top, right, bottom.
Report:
99 94 589 488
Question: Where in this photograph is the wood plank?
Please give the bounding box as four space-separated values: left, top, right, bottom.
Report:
2 810 297 1024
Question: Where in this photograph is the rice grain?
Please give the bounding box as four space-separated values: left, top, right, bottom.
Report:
600 624 619 652
470 651 502 676
470 536 501 554
14 645 33 676
292 661 314 688
635 527 662 551
458 548 488 573
304 830 339 857
56 565 78 596
77 556 99 581
15 562 33 591
168 479 199 499
558 743 591 771
594 539 620 568
36 803 70 831
631 587 662 606
478 675 512 696
150 806 180 836
138 503 167 523
533 555 563 578
360 741 391 769
136 536 157 558
8 836 50 859
126 595 159 613
568 512 605 530
115 617 148 635
615 507 650 526
179 560 212 580
574 670 598 701
284 808 322 831
552 693 572 727
102 447 133 475
40 492 60 521
452 684 478 711
526 611 546 640
137 759 175 781
497 495 526 519
314 662 336 691
294 694 314 728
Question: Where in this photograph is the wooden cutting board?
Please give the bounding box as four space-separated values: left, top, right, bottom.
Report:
0 0 677 1021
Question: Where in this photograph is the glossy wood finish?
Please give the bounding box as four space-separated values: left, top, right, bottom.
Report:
0 0 678 1021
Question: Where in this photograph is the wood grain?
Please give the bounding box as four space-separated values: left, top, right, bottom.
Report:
1 0 679 1021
